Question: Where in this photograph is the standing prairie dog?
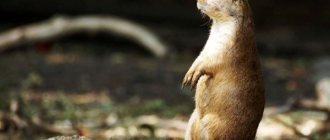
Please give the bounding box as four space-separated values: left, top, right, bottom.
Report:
183 0 265 139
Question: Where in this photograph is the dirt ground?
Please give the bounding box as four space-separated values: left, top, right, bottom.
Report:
0 38 328 139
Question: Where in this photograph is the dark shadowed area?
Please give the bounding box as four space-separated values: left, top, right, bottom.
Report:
0 0 329 139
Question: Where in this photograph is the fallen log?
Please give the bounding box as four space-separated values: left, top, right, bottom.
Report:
0 15 168 57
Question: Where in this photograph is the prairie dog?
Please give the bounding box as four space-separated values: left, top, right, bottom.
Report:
183 0 265 139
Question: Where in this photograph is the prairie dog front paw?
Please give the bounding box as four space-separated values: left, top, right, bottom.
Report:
183 57 216 89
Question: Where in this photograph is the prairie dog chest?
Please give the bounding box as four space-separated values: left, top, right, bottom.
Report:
200 20 238 60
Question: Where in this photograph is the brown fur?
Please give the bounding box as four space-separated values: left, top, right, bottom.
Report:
183 0 265 139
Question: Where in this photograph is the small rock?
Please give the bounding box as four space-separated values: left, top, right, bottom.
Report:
105 113 118 127
316 78 330 108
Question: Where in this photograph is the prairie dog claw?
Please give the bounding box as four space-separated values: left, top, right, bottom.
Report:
183 70 206 89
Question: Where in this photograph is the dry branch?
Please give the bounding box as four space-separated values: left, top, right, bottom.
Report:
272 117 309 138
1 113 76 136
0 15 168 57
263 78 330 139
30 116 76 135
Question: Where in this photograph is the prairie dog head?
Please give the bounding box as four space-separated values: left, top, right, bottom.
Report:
197 0 245 21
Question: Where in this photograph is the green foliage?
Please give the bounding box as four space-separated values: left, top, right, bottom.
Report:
21 72 43 90
57 95 77 120
33 95 77 120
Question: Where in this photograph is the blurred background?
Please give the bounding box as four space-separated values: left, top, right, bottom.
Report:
0 0 329 139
